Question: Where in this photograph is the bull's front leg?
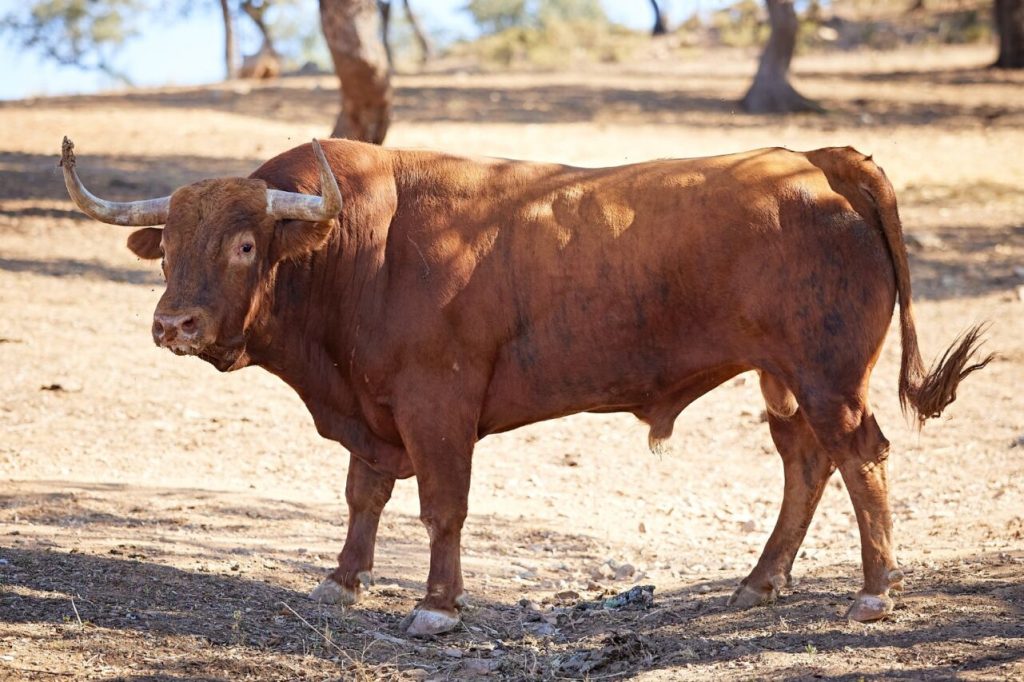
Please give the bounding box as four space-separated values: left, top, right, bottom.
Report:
311 453 395 606
393 393 476 637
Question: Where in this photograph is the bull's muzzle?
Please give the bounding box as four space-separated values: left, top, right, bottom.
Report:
152 310 206 354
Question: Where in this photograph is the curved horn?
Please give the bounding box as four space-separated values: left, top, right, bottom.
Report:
60 137 170 226
265 139 343 222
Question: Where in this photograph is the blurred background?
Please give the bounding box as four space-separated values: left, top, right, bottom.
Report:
1 1 1018 105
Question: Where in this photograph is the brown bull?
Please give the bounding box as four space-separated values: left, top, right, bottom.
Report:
60 137 990 636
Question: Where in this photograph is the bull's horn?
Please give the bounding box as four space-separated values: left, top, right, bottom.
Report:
265 139 343 222
60 136 171 226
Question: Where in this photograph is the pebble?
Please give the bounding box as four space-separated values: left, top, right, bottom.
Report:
614 563 636 580
463 659 499 675
441 647 463 659
529 622 557 636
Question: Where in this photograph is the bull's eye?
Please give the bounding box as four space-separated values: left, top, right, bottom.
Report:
241 243 253 254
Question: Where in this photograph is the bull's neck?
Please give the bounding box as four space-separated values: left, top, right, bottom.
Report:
244 165 397 395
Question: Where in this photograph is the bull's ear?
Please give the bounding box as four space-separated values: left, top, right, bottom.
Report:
127 227 163 259
270 218 335 263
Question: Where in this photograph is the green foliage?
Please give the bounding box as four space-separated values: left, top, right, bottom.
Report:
464 0 606 36
709 0 766 48
464 0 528 34
456 0 620 67
1 0 145 82
536 0 605 25
452 16 640 68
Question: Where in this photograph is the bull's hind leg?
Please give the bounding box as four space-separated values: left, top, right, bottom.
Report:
803 397 904 622
311 453 395 606
730 372 834 609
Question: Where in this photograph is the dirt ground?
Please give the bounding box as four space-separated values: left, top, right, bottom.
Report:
1 43 1023 680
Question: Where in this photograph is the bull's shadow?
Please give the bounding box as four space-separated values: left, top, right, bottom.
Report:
2 541 1021 680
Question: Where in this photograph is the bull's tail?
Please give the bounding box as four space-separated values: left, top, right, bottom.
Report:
805 147 994 427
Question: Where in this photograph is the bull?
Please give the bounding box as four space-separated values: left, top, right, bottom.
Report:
60 136 990 636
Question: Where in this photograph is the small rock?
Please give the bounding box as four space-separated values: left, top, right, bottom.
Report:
462 659 498 675
528 622 557 636
614 563 636 581
554 590 580 602
441 647 463 659
603 584 655 610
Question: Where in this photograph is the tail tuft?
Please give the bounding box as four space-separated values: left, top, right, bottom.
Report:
905 324 995 428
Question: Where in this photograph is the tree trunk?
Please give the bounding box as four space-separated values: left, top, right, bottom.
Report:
994 0 1024 68
741 0 821 113
219 0 237 79
402 0 433 64
650 0 668 36
320 0 392 143
379 0 393 66
239 0 282 79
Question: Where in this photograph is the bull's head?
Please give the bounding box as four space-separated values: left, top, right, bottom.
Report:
60 137 342 371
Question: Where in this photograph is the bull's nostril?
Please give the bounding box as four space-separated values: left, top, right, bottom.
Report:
180 317 197 335
153 319 165 339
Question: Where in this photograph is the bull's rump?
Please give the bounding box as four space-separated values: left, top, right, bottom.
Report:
469 147 898 434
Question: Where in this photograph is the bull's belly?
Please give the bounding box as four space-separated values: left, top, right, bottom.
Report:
476 333 738 437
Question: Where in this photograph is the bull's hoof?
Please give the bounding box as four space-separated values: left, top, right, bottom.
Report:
309 572 371 606
846 592 894 623
728 574 786 609
728 584 774 609
399 607 461 637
